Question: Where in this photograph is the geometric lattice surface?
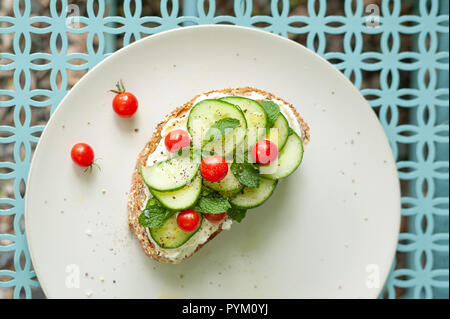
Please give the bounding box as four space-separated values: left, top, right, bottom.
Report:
0 0 448 298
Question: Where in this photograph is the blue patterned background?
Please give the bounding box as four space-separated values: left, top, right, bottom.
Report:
0 0 448 298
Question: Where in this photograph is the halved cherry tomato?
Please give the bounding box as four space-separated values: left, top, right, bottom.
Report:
71 143 95 167
251 139 278 165
164 129 191 152
177 209 200 232
203 212 227 223
200 155 228 182
110 80 138 118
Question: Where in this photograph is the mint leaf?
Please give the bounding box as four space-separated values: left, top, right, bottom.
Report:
138 198 174 229
203 117 240 144
200 187 213 197
231 162 260 188
197 197 231 214
227 207 247 223
196 187 231 214
259 100 280 128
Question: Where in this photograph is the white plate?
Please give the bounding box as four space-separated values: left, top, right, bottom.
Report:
25 25 400 299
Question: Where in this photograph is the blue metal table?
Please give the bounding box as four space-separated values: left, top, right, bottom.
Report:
0 0 448 299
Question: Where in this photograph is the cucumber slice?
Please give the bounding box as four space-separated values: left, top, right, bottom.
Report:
150 175 202 211
266 113 289 150
220 97 267 150
203 164 242 192
150 214 203 249
230 178 277 209
219 187 244 199
261 132 304 180
187 99 247 153
141 156 199 192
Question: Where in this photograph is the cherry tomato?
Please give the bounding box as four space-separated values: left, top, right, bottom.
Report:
110 80 138 117
71 143 95 167
203 212 227 223
164 129 191 152
251 139 278 165
112 92 138 117
177 209 200 232
200 155 228 182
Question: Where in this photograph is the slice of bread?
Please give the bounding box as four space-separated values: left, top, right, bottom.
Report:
128 87 310 263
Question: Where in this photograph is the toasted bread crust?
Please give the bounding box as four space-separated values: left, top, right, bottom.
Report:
128 87 310 263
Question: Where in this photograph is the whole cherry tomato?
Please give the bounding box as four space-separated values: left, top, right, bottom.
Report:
200 155 228 182
177 209 200 232
71 143 95 167
203 212 227 223
251 139 278 165
110 80 138 117
164 129 191 152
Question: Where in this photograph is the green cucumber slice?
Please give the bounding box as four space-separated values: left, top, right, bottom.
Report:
150 213 203 249
141 156 199 192
220 97 267 150
150 175 202 211
187 99 247 153
266 113 289 150
219 187 244 199
203 164 242 192
261 132 304 180
230 178 277 209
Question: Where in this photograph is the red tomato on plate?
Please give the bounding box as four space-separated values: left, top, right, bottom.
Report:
110 80 138 117
71 143 95 167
